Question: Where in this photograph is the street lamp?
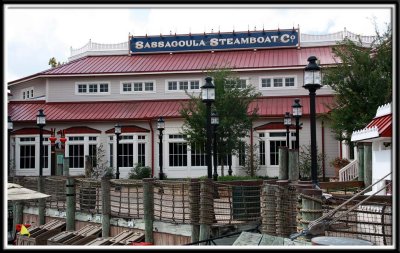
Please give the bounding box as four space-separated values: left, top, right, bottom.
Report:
36 109 46 177
114 123 122 179
8 116 13 177
284 112 292 149
157 117 165 180
292 98 302 150
201 76 215 179
211 111 219 181
303 56 322 188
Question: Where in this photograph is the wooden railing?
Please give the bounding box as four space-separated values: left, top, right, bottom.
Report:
339 159 359 182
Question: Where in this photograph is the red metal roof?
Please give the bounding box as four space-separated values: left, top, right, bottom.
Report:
105 125 150 134
56 126 101 134
9 46 338 84
8 95 334 123
254 122 298 131
11 128 52 135
366 114 392 137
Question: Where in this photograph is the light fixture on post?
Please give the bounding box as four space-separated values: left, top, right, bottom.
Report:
201 76 215 179
292 98 302 150
211 111 219 181
36 109 46 177
8 116 13 177
114 123 122 179
157 117 165 180
284 112 292 149
303 56 322 188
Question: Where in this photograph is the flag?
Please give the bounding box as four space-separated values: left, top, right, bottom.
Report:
20 224 30 237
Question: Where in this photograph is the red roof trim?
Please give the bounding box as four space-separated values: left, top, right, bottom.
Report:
56 126 102 134
366 114 392 137
11 128 52 135
105 125 150 134
254 122 298 131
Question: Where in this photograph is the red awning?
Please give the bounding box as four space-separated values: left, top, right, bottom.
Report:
366 114 392 137
8 46 338 85
11 128 52 135
254 122 298 131
105 125 150 133
8 95 334 123
56 126 101 134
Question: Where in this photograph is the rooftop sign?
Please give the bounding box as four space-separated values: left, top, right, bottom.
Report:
130 29 299 54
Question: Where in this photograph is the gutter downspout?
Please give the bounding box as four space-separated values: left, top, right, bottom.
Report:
321 120 325 181
148 120 154 177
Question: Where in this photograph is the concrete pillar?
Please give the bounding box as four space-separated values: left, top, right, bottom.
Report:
66 177 76 231
143 178 154 244
278 147 288 180
288 149 299 183
101 177 111 237
357 143 364 181
364 143 372 187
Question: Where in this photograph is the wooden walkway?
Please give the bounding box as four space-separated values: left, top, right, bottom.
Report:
233 232 311 246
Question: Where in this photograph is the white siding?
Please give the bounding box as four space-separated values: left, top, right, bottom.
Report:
9 79 46 101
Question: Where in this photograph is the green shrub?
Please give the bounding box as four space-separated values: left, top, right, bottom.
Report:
128 163 151 179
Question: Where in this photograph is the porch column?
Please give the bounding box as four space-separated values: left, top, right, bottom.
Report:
363 143 372 187
357 143 364 182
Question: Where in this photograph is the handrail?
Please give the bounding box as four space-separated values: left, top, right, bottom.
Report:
339 159 359 182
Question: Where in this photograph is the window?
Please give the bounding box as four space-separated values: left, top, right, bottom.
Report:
20 145 35 169
109 143 113 167
121 80 155 93
138 143 145 166
237 79 247 89
238 142 246 166
191 143 206 166
43 146 49 169
89 144 97 168
21 87 34 100
166 79 201 92
270 140 286 165
260 76 296 89
69 136 84 141
169 142 187 167
69 144 84 168
259 140 265 165
218 154 231 166
76 82 110 95
121 143 134 167
226 78 247 89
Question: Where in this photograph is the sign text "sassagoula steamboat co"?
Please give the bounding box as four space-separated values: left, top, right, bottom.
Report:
130 29 299 54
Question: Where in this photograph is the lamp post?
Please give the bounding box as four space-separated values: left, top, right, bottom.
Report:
284 112 292 149
201 76 215 179
114 123 121 179
8 116 13 177
211 111 219 181
157 117 165 180
292 98 302 150
303 56 322 188
36 109 46 177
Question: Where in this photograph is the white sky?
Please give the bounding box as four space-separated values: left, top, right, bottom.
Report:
4 4 393 83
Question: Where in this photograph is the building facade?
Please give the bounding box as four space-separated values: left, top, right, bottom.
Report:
7 28 376 179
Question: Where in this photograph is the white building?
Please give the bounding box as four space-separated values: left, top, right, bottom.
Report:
7 28 376 179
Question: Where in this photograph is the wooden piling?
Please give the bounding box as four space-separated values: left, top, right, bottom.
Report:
13 201 23 236
199 179 213 245
66 177 76 231
357 143 364 182
364 143 372 187
261 182 277 235
143 178 154 244
189 179 200 243
300 188 323 234
278 147 288 180
63 157 70 177
288 149 299 183
101 177 111 237
275 180 289 236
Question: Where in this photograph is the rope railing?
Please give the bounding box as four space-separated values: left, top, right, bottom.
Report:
109 179 144 219
75 178 102 214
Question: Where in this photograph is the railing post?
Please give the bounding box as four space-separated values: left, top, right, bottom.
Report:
288 149 299 183
189 179 200 243
13 200 24 236
358 143 365 182
101 176 111 237
364 143 372 187
63 157 70 177
143 178 154 244
199 179 213 245
66 177 76 231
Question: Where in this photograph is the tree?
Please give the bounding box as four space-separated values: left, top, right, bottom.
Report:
180 68 261 176
323 24 392 143
48 57 64 68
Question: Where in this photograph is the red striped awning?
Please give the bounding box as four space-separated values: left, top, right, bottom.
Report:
8 95 334 123
56 126 101 134
11 128 52 135
254 122 298 131
366 114 392 137
105 125 149 134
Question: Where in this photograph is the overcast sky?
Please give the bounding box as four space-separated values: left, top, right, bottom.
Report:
4 4 393 83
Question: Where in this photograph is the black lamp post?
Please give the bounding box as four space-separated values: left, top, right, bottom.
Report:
292 98 302 150
303 56 322 188
284 112 292 149
8 116 13 177
201 76 215 179
211 111 219 181
36 109 46 177
114 123 122 179
157 117 165 180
